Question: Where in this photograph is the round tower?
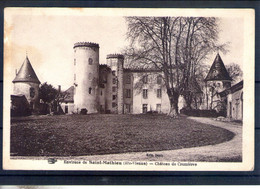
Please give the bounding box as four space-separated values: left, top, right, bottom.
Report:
106 54 124 114
12 56 40 110
73 42 100 114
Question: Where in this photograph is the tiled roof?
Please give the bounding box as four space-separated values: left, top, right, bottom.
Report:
205 53 232 81
12 56 40 84
62 86 74 103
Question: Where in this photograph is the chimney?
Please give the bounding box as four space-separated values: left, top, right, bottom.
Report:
58 85 61 93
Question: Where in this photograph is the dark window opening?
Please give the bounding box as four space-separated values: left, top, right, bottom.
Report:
143 75 148 84
143 89 148 99
112 102 117 108
89 58 93 65
143 104 148 113
89 87 92 94
112 86 117 92
30 87 35 98
126 89 131 98
125 104 131 113
112 95 117 100
65 105 68 114
126 75 131 84
157 89 162 98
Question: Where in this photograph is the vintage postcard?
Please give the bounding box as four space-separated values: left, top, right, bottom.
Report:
3 8 254 171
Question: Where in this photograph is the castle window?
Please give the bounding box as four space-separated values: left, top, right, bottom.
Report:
89 58 93 65
126 75 131 84
143 75 148 84
125 104 131 113
143 89 148 99
112 102 117 108
29 87 35 98
112 71 116 76
100 90 102 96
112 95 117 100
112 86 117 92
89 87 92 94
113 78 117 84
157 75 162 84
126 89 131 98
74 59 76 66
74 74 76 81
157 89 162 98
142 104 148 113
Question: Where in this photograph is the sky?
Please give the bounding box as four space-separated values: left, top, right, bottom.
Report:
4 8 245 90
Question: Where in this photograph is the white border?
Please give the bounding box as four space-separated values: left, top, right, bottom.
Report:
3 8 255 171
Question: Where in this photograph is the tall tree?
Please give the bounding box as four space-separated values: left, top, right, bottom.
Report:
226 63 243 84
39 82 58 105
124 16 222 117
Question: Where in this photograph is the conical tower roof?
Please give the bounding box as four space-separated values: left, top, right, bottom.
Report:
12 56 40 84
205 53 232 81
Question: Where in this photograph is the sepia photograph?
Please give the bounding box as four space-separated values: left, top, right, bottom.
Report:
3 8 254 171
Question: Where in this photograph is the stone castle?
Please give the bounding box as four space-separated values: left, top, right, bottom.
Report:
11 42 243 120
62 42 171 114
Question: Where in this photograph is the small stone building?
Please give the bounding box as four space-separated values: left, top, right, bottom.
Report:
204 53 232 112
219 80 243 120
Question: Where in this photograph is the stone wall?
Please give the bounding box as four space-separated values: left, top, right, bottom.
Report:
13 82 39 109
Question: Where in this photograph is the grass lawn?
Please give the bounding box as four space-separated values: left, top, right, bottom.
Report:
11 114 235 156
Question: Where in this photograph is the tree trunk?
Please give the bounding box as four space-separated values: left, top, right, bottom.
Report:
167 92 179 118
184 93 193 110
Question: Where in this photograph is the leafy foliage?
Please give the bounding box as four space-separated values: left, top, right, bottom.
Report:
124 17 225 116
39 82 58 104
226 63 243 84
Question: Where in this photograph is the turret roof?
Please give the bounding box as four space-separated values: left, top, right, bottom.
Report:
12 56 40 84
205 53 232 81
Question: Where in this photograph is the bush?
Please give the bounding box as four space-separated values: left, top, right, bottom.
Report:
180 108 225 117
80 108 88 115
146 111 158 114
